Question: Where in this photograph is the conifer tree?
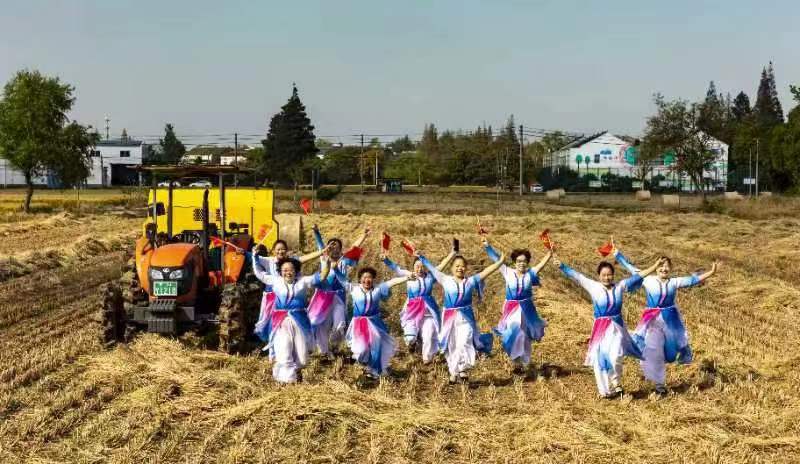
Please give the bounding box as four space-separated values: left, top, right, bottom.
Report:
261 84 318 185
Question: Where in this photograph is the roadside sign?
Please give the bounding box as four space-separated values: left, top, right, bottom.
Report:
659 180 672 187
632 181 643 189
589 180 602 188
744 178 756 185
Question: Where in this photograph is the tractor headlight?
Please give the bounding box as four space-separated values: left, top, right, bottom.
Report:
169 269 184 280
149 268 164 280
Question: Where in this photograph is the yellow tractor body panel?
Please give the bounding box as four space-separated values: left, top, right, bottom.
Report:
145 188 279 248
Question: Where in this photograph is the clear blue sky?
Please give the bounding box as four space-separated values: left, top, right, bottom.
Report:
1 0 797 146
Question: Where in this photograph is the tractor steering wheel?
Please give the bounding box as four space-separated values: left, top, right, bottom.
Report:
173 231 203 245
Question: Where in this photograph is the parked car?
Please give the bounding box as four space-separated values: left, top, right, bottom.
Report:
530 183 543 193
189 180 213 188
157 180 181 187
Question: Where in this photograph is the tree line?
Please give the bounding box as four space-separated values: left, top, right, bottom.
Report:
1 65 798 213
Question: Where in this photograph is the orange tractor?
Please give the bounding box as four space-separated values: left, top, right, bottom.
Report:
100 165 279 353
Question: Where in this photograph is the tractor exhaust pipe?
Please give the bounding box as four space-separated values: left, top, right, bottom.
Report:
201 189 210 260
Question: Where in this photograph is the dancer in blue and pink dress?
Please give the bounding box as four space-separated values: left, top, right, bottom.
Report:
306 225 370 356
253 239 326 343
332 265 409 379
482 237 552 372
252 251 331 383
414 249 505 383
381 246 456 363
611 238 719 395
555 254 664 398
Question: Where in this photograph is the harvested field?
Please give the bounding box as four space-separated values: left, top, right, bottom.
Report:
0 201 799 463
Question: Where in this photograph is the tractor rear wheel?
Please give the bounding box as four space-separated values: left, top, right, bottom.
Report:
100 283 126 347
218 282 260 354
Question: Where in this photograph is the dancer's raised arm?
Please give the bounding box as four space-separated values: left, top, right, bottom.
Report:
478 252 506 281
350 227 372 249
384 274 411 288
251 247 275 285
312 224 325 251
531 249 553 274
610 237 641 274
675 261 719 288
414 250 447 282
381 254 412 277
437 245 458 271
554 255 594 291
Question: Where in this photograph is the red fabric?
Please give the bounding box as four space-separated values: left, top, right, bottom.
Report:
381 232 391 251
257 224 269 241
539 229 553 250
343 246 363 261
299 198 312 215
597 242 613 257
401 239 416 257
476 223 488 235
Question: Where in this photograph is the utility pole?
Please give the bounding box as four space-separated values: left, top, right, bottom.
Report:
748 146 752 198
360 134 364 194
104 115 110 140
375 148 379 187
755 138 760 197
518 124 524 195
234 132 239 186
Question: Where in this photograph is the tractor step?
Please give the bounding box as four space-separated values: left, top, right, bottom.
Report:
149 299 177 314
147 317 176 334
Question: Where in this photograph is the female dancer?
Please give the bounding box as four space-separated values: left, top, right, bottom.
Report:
252 248 331 383
414 248 505 383
554 253 665 398
482 236 552 372
253 238 327 343
332 265 409 379
381 243 457 363
611 238 719 395
307 225 371 356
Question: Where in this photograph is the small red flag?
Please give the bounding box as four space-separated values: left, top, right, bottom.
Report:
210 236 223 247
476 223 488 236
299 198 312 215
539 229 553 250
343 246 363 261
597 242 613 257
401 239 416 257
381 232 391 251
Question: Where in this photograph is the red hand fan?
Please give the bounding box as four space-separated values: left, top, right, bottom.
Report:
343 246 363 261
597 242 613 257
539 229 553 250
381 232 391 251
401 239 416 256
299 198 312 215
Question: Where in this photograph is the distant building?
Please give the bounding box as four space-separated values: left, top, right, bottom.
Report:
182 145 249 166
87 136 148 186
548 130 728 191
0 134 148 187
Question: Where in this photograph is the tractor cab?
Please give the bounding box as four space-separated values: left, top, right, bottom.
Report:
100 165 279 353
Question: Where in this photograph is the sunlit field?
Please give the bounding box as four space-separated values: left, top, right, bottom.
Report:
0 192 798 463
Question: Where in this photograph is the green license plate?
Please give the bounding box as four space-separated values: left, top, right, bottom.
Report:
153 281 178 297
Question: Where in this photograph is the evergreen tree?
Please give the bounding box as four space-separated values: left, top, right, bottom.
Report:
754 64 783 127
732 91 752 122
261 84 318 185
767 62 784 123
157 123 186 165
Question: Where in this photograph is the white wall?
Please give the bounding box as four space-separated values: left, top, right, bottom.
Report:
0 159 49 187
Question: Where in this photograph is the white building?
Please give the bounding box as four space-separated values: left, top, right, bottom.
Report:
548 131 729 191
86 136 148 186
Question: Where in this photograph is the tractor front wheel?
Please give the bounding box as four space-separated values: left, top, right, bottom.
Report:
218 282 260 354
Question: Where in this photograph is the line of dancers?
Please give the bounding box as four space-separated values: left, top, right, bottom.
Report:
252 227 718 398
